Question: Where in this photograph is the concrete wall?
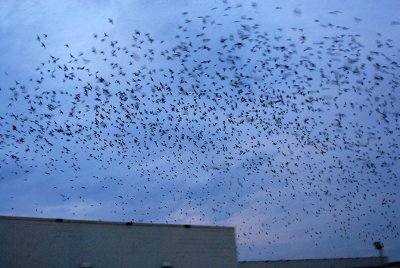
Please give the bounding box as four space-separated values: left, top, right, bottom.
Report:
0 216 238 268
239 257 387 268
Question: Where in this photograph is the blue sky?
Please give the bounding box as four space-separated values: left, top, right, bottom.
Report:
0 0 399 262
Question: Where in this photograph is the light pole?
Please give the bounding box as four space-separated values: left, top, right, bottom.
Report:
373 241 385 268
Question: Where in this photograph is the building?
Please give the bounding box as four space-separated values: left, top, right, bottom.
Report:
239 257 388 268
0 216 238 268
387 261 400 268
1 215 394 268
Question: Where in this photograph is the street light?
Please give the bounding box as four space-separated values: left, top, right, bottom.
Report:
373 241 385 268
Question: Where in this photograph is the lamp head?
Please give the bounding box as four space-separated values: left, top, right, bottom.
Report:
373 241 383 250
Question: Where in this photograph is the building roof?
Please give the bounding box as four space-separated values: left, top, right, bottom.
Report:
240 256 385 263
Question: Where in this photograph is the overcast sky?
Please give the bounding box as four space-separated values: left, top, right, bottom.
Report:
0 0 399 262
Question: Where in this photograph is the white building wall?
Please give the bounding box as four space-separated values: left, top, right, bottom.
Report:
0 216 238 268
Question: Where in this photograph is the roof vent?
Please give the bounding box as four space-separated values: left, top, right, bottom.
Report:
80 262 92 268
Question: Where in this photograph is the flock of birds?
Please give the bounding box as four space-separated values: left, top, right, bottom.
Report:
0 1 399 258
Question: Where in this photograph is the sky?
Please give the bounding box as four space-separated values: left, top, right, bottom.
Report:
0 0 399 262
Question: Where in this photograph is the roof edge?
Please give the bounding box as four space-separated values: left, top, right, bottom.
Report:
0 215 234 230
